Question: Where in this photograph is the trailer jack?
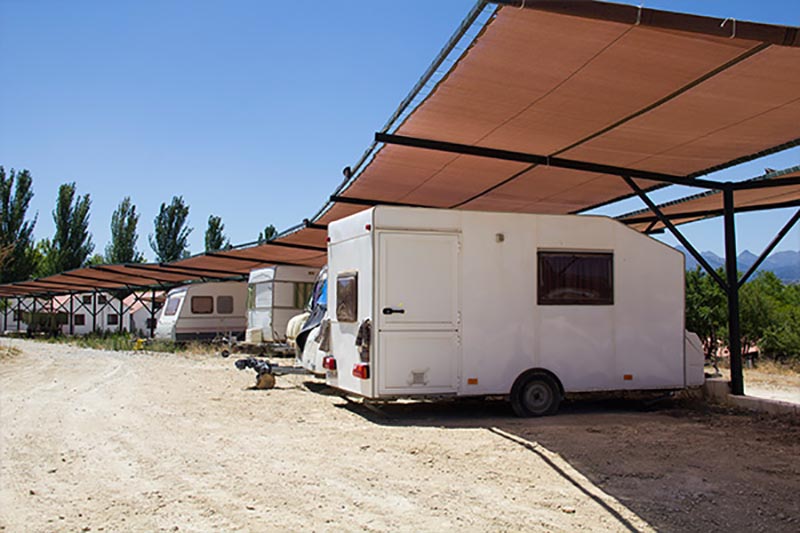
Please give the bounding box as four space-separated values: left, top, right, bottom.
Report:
234 357 310 389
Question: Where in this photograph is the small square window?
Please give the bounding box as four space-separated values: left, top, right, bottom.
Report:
191 296 214 314
217 295 234 314
146 318 157 329
74 314 86 326
107 314 119 326
82 295 92 304
538 251 613 306
336 272 358 322
98 295 108 305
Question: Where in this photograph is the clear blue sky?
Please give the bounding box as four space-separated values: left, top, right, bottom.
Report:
1 0 798 261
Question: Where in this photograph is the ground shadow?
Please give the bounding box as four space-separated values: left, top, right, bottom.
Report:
322 394 800 532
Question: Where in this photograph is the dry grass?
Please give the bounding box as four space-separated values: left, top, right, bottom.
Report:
0 343 21 361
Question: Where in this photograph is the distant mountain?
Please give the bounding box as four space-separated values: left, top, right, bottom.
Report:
675 246 799 283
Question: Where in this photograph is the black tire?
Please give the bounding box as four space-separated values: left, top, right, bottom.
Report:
220 349 230 358
510 372 561 417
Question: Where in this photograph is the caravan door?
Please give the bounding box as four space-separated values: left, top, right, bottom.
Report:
377 232 460 395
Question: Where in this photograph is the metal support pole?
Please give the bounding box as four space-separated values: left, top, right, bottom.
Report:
149 288 156 339
16 297 21 331
92 290 97 333
69 292 75 335
3 297 7 333
621 175 727 289
118 295 124 333
739 209 800 288
724 188 744 396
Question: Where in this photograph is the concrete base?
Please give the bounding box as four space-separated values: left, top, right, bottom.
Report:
703 377 800 417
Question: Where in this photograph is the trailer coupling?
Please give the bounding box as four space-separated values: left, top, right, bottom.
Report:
234 357 310 389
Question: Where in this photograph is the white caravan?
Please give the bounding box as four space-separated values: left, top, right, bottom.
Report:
155 281 247 341
245 265 318 344
324 206 705 416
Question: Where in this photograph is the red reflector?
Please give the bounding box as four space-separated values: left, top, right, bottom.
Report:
365 224 371 231
326 237 331 242
322 356 336 371
352 363 370 380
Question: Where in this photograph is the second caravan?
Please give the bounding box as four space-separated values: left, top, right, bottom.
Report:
155 281 247 341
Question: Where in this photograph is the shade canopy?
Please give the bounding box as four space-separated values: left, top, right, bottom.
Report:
2 0 798 299
617 167 800 232
330 1 799 215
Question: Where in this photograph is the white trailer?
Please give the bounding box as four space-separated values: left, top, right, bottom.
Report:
245 265 318 344
155 281 247 342
324 206 705 416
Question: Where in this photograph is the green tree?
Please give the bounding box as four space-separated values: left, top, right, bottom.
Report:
754 273 800 362
685 267 726 359
205 215 230 252
87 254 106 266
257 224 277 244
149 196 192 262
0 167 38 283
105 197 144 263
41 182 94 275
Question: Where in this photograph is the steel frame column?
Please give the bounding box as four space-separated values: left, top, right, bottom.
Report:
724 188 744 396
149 288 156 338
69 292 75 335
3 297 7 332
92 289 98 333
738 209 800 288
16 297 21 331
118 295 124 333
621 176 726 288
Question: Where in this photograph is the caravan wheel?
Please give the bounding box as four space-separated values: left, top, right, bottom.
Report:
511 372 561 417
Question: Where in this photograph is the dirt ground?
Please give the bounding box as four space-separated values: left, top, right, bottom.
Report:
1 339 799 532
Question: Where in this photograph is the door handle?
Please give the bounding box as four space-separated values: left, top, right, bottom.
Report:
382 307 405 315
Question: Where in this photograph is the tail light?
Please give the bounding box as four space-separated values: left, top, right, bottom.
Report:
352 363 370 380
322 356 337 371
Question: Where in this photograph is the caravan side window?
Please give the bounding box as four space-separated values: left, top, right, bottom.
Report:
217 296 234 314
336 272 358 322
74 314 86 326
538 252 613 305
191 296 214 314
164 296 182 316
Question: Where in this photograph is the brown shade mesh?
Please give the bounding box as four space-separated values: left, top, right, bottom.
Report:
339 4 800 215
618 169 800 232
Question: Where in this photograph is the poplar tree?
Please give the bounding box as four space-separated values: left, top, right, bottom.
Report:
149 196 192 262
46 182 94 274
0 167 38 283
106 197 144 263
205 215 230 252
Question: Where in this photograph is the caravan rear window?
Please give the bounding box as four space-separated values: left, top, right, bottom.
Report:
217 295 234 314
538 252 613 305
164 296 182 316
336 272 358 322
191 296 214 314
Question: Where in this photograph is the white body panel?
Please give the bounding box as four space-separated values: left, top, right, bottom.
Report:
327 206 699 399
155 282 247 341
246 266 317 343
